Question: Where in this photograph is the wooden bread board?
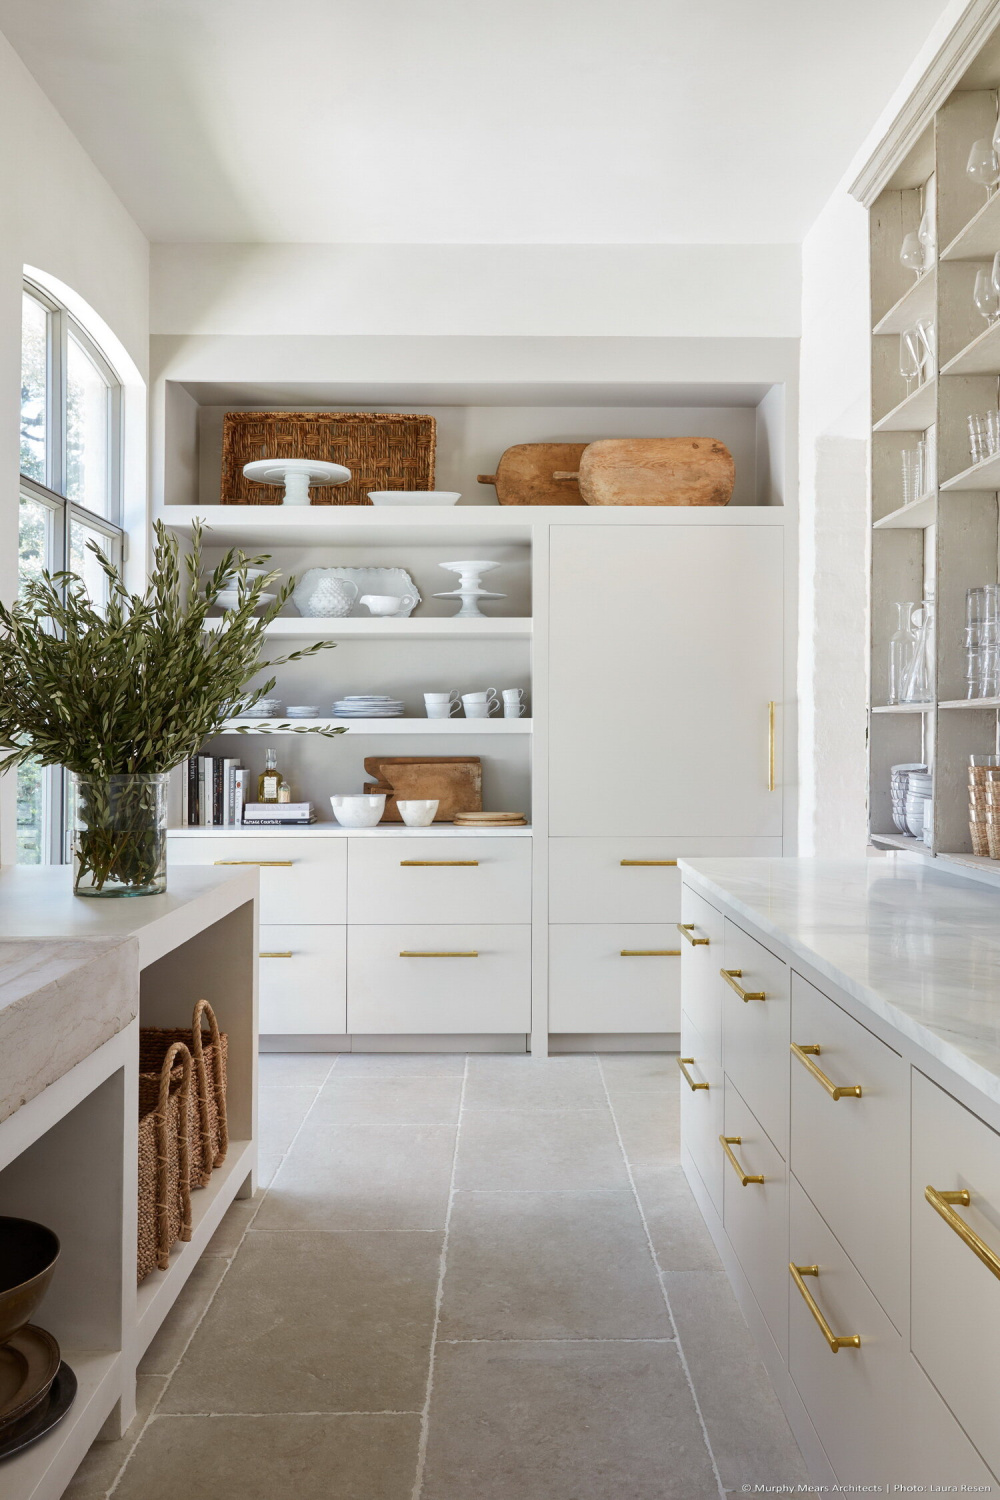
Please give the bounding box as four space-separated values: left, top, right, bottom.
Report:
363 757 483 822
563 438 734 506
477 443 587 505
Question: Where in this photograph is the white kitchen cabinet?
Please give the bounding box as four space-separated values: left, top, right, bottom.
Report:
548 924 680 1032
721 918 790 1158
258 924 347 1035
348 835 530 925
548 837 782 925
678 884 725 1059
679 1009 724 1217
723 1078 789 1359
169 833 346 925
347 924 532 1034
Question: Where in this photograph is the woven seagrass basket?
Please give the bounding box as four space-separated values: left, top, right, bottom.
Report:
221 411 436 506
137 1042 193 1283
139 999 229 1191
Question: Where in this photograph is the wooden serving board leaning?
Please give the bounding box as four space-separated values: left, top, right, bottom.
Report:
363 757 483 822
555 438 735 506
478 443 588 505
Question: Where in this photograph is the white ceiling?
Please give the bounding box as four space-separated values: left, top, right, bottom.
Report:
0 0 952 244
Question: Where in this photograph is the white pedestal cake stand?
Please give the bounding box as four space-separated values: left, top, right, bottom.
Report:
242 459 352 507
433 559 506 619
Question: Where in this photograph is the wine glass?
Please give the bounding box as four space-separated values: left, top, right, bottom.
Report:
974 267 1000 325
967 138 1000 195
900 329 922 395
900 231 923 277
915 317 936 376
918 206 936 266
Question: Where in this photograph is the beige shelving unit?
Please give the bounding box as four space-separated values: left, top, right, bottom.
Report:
866 45 1000 879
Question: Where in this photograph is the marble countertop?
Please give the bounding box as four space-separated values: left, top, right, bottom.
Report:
679 857 1000 1105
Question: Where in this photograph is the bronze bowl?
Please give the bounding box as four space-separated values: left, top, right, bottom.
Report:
0 1218 60 1345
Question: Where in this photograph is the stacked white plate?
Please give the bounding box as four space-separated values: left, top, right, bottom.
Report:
332 695 405 718
286 705 319 718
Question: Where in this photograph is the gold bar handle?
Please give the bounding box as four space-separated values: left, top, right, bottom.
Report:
620 859 677 866
399 950 479 958
678 1057 709 1092
214 860 294 867
720 1135 765 1186
768 700 776 792
620 949 681 956
789 1263 861 1352
720 968 766 1002
791 1043 862 1100
399 860 479 866
259 951 293 958
676 923 709 947
925 1186 1000 1281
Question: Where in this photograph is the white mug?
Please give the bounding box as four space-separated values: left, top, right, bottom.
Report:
463 701 493 718
463 691 500 717
426 701 462 718
502 688 525 718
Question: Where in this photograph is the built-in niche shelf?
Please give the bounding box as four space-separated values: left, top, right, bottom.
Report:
939 317 1000 376
941 185 1000 260
873 268 936 334
939 696 1000 709
872 378 937 433
206 616 533 641
870 831 927 851
871 703 933 714
940 450 1000 490
872 492 937 529
221 716 532 734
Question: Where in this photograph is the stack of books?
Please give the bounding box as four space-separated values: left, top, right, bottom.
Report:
242 802 316 827
183 756 248 826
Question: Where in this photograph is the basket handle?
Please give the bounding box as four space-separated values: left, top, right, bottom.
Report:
192 999 229 1167
155 1042 193 1269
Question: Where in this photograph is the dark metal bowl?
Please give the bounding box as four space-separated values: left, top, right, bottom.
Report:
0 1218 60 1345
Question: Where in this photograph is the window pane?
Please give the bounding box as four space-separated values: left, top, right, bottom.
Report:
16 758 46 865
20 293 47 483
70 516 117 611
18 494 54 599
66 333 110 515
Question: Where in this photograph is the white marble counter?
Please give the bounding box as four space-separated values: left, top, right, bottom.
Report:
679 857 1000 1105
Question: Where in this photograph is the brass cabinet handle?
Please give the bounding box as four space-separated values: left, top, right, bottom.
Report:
676 923 709 947
925 1186 1000 1281
259 951 293 958
677 1057 709 1092
620 949 681 956
720 968 766 1002
399 950 479 958
789 1263 861 1352
768 700 777 792
791 1043 862 1100
620 859 677 866
399 860 479 866
720 1135 765 1185
214 860 294 867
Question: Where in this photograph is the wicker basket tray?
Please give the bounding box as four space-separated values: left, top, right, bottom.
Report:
137 1042 193 1283
221 411 436 506
139 1000 229 1190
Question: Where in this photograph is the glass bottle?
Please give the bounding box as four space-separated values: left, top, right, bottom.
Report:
277 777 292 804
888 602 917 705
257 748 282 804
901 599 935 704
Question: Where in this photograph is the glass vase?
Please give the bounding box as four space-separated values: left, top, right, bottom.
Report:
888 602 917 705
72 773 168 897
900 600 935 705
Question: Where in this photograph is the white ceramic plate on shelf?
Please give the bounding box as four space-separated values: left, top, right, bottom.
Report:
367 491 461 507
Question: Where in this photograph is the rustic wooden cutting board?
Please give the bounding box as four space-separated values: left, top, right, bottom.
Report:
477 443 587 505
555 438 734 506
363 757 483 822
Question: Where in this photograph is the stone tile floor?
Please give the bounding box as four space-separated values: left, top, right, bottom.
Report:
64 1053 814 1499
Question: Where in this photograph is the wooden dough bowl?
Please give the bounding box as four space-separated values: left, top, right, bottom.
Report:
478 443 587 505
554 438 735 507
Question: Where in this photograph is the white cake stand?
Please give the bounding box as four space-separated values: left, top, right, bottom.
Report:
243 458 352 507
433 559 506 619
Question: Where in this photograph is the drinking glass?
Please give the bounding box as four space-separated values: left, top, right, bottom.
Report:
918 205 936 265
967 138 1000 194
889 602 918 705
899 232 923 277
988 409 1000 457
915 317 936 373
901 599 935 703
969 413 987 463
901 447 924 505
899 329 921 394
974 268 1000 324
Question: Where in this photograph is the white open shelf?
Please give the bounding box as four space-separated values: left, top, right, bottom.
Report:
941 187 1000 260
940 450 1000 490
870 831 928 851
221 716 532 734
939 696 1000 709
871 703 933 714
873 268 936 334
872 378 937 433
1 1349 121 1500
206 616 533 640
940 318 1000 376
873 492 937 529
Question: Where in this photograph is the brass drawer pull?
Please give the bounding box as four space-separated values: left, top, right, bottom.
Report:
620 949 681 957
720 968 766 1002
791 1043 862 1100
620 859 677 866
214 860 294 867
789 1263 861 1352
677 1057 709 1092
925 1186 1000 1281
768 700 777 792
399 860 479 867
676 923 709 947
720 1135 765 1186
259 951 293 958
399 950 479 958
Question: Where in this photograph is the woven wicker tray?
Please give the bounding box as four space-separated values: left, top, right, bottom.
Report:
221 411 437 506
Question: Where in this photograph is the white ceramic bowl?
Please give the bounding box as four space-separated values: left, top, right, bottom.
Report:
367 491 461 507
396 799 439 827
329 794 386 828
213 590 277 612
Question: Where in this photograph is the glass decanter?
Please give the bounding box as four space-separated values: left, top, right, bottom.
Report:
901 599 935 704
888 603 918 705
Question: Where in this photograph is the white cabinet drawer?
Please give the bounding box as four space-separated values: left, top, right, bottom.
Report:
347 837 530 925
679 884 725 1063
170 834 346 925
790 974 907 1331
788 1177 902 1486
892 1353 997 1489
912 1069 1000 1479
721 919 790 1157
550 839 781 924
347 925 531 1034
548 925 680 1033
258 925 346 1036
723 1079 788 1359
679 1010 724 1218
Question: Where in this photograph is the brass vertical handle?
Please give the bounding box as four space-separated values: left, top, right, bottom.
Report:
677 1058 709 1091
720 1135 765 1186
720 968 766 1002
791 1043 862 1100
925 1186 1000 1280
676 923 709 947
789 1263 861 1352
768 701 776 791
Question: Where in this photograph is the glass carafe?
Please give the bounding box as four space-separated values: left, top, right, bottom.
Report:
901 599 935 704
888 602 918 705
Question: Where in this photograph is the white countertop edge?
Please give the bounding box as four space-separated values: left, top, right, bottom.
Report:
679 857 1000 1108
168 824 532 837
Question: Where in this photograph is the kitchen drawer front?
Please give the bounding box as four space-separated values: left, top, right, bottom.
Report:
892 1353 997 1489
789 1177 902 1487
723 1079 789 1359
549 840 779 925
790 973 908 1332
912 1069 1000 1479
679 884 725 1063
549 925 680 1033
347 925 531 1034
721 918 790 1158
258 924 346 1035
170 834 346 925
348 837 531 925
679 1010 725 1218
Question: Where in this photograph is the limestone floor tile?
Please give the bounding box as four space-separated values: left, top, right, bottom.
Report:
463 1055 607 1112
608 1090 681 1169
599 1052 680 1095
664 1268 812 1492
162 1230 442 1414
421 1340 719 1500
114 1414 420 1500
312 1074 463 1125
205 1196 262 1258
255 1121 457 1231
455 1108 628 1192
335 1053 467 1076
61 1375 166 1500
258 1053 338 1087
439 1190 671 1341
139 1256 230 1375
255 1151 283 1189
631 1164 723 1273
257 1085 320 1157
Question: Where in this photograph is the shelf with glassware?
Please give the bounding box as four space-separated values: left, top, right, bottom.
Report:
220 716 532 734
